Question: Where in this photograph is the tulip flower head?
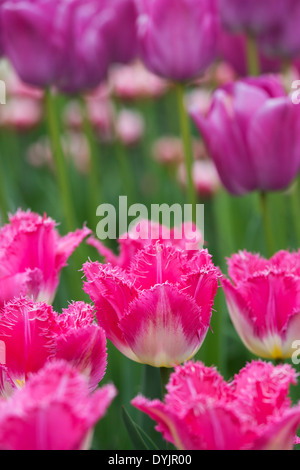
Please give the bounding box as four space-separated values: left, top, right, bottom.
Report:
219 0 291 36
0 297 108 397
83 242 219 367
0 360 116 450
1 0 138 93
132 360 300 450
135 0 220 82
87 218 203 270
259 0 300 60
0 209 90 307
222 250 300 360
191 75 300 196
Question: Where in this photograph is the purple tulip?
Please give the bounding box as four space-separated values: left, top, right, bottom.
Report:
102 0 138 65
190 76 300 196
259 0 300 60
135 0 220 82
1 0 137 94
0 1 5 57
219 0 292 36
219 29 281 77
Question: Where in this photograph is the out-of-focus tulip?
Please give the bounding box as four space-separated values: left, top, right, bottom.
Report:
0 297 107 397
190 75 300 196
222 250 300 361
178 159 221 199
101 0 139 65
0 209 90 307
1 0 109 93
109 61 169 101
0 360 116 450
0 96 42 130
132 359 300 450
259 0 300 60
135 0 220 82
219 0 291 36
83 242 219 367
115 108 145 146
218 29 281 76
152 136 206 167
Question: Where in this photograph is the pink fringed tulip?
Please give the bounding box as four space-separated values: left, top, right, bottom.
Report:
0 297 107 397
0 360 116 450
132 360 300 450
191 75 300 196
135 0 220 82
0 209 90 307
87 218 203 270
219 0 291 36
222 250 300 360
83 242 219 367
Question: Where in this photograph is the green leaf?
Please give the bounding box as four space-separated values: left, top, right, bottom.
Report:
121 406 159 451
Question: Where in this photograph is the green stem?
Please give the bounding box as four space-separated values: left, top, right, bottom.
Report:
79 96 102 230
112 97 136 204
0 161 8 222
260 191 275 257
160 367 171 398
290 180 300 246
246 34 260 76
175 82 197 216
45 88 76 232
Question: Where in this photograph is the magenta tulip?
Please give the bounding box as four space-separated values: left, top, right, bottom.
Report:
218 29 281 77
219 0 292 36
102 0 138 65
222 250 300 360
0 360 116 450
83 242 219 367
135 0 220 82
259 0 300 60
0 297 108 397
132 360 300 450
191 75 300 196
0 209 90 307
1 0 132 93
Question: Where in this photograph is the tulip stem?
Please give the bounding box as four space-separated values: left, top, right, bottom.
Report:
45 88 76 232
260 191 275 257
246 34 260 76
175 82 197 218
290 180 300 246
112 96 136 205
79 96 102 230
0 160 8 222
160 367 171 398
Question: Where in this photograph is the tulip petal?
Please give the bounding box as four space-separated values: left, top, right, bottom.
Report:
120 284 205 367
248 98 300 191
